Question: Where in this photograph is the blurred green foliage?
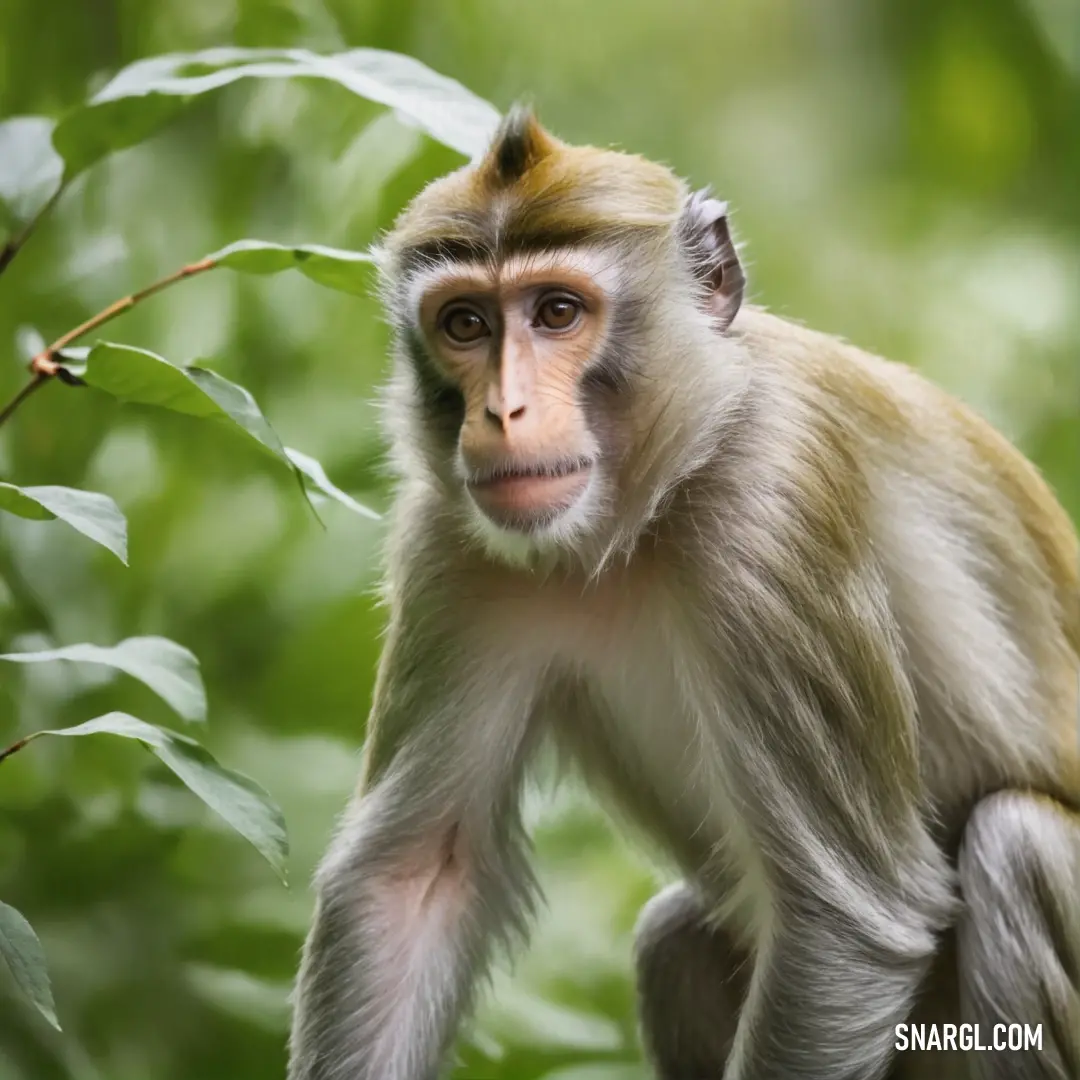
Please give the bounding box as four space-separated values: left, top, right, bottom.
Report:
0 1 1076 1078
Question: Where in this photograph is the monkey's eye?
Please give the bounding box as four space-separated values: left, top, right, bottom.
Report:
534 295 583 332
440 305 490 345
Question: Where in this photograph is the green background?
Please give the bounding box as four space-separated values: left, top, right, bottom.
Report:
0 1 1076 1077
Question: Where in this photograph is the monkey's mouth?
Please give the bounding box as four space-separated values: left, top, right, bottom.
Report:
467 457 593 525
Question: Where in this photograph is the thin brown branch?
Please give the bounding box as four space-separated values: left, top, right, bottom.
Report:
32 255 218 372
0 183 68 281
0 373 49 427
0 735 31 766
0 254 220 430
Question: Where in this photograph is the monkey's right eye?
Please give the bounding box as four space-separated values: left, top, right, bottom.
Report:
440 306 491 346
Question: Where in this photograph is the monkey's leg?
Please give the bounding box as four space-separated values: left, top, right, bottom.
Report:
633 882 751 1079
957 790 1080 1080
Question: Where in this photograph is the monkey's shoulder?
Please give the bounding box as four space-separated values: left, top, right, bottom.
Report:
734 307 1078 637
737 306 1069 500
737 306 959 425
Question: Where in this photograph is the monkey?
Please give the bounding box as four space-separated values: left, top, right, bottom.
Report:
286 105 1080 1080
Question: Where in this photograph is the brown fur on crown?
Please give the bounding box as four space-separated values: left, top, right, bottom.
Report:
385 105 688 264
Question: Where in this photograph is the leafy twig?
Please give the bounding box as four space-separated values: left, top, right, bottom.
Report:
0 255 219 429
32 256 218 374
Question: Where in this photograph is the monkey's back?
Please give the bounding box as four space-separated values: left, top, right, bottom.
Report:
737 308 1079 813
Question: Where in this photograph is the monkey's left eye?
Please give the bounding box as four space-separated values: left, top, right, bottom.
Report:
534 295 583 332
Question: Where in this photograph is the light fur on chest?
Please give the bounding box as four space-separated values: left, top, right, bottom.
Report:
518 568 774 947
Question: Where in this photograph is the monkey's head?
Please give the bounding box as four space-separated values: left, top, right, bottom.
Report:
378 106 746 566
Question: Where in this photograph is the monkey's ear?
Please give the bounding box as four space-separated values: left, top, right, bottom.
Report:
679 190 745 331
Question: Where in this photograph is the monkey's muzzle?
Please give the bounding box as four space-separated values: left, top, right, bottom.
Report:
467 458 593 530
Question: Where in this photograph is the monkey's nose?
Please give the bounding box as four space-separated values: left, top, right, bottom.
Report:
484 403 527 431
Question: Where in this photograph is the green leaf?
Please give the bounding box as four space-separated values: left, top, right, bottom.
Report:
81 342 287 458
0 637 206 723
0 900 60 1029
285 447 380 520
183 366 322 520
185 367 288 458
81 342 235 419
208 239 374 296
52 47 500 179
34 713 288 881
0 482 128 564
78 344 373 525
0 116 63 230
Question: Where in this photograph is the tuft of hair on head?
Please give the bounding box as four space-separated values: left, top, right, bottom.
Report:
481 102 562 188
383 103 689 262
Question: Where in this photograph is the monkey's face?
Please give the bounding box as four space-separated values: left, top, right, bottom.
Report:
382 110 744 563
408 248 618 544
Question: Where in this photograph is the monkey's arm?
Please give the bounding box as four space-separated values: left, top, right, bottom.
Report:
287 598 542 1080
710 515 958 1080
723 711 955 1077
